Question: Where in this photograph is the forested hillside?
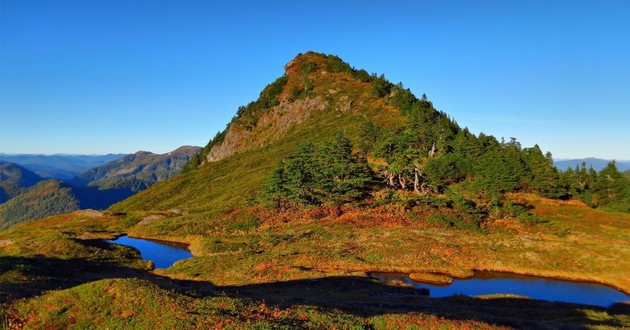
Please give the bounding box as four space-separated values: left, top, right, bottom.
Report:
0 147 199 228
0 162 44 203
74 146 200 192
0 180 79 228
117 52 630 226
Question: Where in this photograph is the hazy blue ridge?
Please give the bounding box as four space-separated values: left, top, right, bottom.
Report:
0 154 126 179
554 158 630 172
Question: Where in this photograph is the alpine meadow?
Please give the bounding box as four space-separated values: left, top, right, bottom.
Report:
1 52 629 329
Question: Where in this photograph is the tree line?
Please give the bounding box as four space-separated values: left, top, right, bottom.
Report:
265 80 630 215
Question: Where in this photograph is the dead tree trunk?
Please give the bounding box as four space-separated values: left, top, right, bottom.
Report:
387 172 395 187
398 174 407 190
413 167 420 194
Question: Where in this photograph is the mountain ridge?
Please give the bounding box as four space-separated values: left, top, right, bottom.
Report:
0 146 199 228
0 162 45 203
74 146 200 192
0 154 125 179
554 158 630 172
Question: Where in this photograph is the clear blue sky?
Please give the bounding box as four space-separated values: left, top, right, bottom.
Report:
1 0 629 159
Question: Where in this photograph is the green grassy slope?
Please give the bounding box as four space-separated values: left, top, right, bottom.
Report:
2 52 630 329
111 52 406 215
2 206 629 329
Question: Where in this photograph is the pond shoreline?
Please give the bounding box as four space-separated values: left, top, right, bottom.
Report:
368 270 630 308
113 233 630 300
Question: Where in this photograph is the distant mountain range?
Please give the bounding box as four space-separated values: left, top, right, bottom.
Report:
0 146 200 228
0 153 125 179
554 158 630 172
0 162 45 203
74 146 200 192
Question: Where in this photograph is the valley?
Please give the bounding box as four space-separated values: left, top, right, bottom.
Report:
0 147 199 228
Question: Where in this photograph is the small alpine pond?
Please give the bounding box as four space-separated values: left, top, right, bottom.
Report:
108 235 192 269
107 236 629 307
370 271 630 308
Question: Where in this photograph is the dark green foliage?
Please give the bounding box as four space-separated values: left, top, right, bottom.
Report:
129 51 625 226
559 161 630 211
264 161 291 209
353 69 371 82
0 162 44 202
0 180 79 229
371 74 391 97
181 152 203 173
358 120 381 155
324 55 353 73
522 146 563 198
424 153 471 192
209 129 228 149
284 142 320 205
288 79 314 102
593 162 630 210
265 134 375 206
183 132 226 173
317 134 375 203
468 139 528 200
389 86 422 116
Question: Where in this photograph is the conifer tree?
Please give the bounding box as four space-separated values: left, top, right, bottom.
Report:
265 161 290 209
594 161 630 210
285 142 320 205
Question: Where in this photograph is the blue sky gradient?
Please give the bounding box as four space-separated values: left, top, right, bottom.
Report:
1 0 629 159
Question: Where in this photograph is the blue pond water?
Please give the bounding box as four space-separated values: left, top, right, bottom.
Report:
108 235 192 269
371 272 630 308
108 235 629 307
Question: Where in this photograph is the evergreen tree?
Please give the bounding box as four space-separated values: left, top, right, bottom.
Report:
593 161 630 210
318 133 374 203
358 120 381 155
522 145 560 197
424 153 471 192
265 135 375 207
285 142 320 204
264 161 290 209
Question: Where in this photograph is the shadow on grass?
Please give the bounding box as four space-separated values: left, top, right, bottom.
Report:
1 251 627 329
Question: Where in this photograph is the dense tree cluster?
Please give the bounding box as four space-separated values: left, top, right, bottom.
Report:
560 162 630 211
358 83 565 206
265 134 375 207
266 80 630 217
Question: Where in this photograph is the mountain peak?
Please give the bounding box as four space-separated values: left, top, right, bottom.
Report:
284 51 337 75
197 52 388 164
170 146 201 156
